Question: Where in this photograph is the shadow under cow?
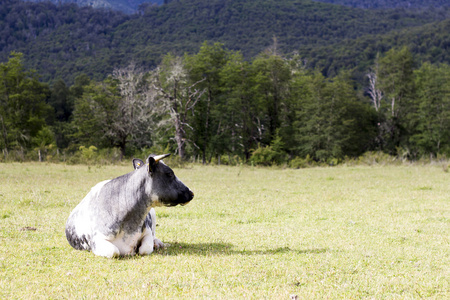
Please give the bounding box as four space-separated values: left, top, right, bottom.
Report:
154 242 330 256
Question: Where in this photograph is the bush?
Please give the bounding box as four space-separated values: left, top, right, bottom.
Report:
250 144 280 166
1 147 26 162
250 134 287 166
66 145 97 165
210 154 242 166
357 151 398 165
97 148 122 164
289 155 315 169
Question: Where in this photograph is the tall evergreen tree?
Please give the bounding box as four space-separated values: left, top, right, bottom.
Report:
0 52 52 154
252 52 291 144
49 79 74 123
185 42 231 163
376 47 415 154
409 63 450 157
220 52 262 160
293 71 376 161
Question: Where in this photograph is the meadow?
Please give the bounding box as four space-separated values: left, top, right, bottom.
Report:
0 162 448 299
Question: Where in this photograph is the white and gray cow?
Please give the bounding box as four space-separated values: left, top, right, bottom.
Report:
65 154 194 258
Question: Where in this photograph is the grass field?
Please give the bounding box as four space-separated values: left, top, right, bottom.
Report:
0 162 449 299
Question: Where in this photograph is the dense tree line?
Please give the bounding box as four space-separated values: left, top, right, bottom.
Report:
1 44 449 164
311 0 450 9
299 19 450 80
26 0 449 13
0 53 52 157
23 0 450 13
1 0 449 84
0 0 129 83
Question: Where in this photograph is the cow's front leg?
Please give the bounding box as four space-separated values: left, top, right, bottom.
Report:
150 208 165 249
91 235 120 258
138 227 154 255
139 209 164 255
138 209 156 255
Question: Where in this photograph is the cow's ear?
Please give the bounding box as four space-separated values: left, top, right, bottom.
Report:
147 157 158 174
147 154 171 174
133 158 145 170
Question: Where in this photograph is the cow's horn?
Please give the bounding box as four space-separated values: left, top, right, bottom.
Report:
154 153 171 163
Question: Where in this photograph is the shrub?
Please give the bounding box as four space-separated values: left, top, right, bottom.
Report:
211 154 242 166
357 151 398 165
250 144 279 166
250 133 287 166
289 155 314 169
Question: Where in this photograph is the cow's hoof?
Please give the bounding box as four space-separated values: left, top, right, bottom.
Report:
138 243 154 255
154 238 165 249
92 239 120 258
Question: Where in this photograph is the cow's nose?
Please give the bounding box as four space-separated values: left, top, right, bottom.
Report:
180 190 194 206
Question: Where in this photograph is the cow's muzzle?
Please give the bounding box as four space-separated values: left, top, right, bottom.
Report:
180 190 194 206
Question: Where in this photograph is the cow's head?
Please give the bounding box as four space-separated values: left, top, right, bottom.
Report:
133 154 194 207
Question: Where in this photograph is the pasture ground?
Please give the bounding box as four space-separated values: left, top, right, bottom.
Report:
0 163 449 299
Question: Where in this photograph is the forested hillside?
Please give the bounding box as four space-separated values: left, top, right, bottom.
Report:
1 0 449 164
300 18 450 78
24 0 450 12
312 0 450 9
1 0 449 83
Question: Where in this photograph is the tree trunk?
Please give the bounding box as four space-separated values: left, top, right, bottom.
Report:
391 96 395 117
119 139 126 161
174 115 185 160
202 91 211 165
0 114 8 151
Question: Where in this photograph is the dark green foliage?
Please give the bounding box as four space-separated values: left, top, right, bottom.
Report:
290 70 377 161
252 51 292 142
250 132 286 166
49 74 90 149
371 47 415 154
0 0 129 84
0 52 53 152
71 79 118 150
408 63 450 157
24 0 450 12
311 0 450 9
1 0 450 84
219 52 262 160
2 45 450 163
48 79 74 122
184 42 232 163
1 1 450 163
300 19 450 80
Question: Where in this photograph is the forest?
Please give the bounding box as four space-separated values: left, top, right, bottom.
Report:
312 0 450 9
1 43 449 165
0 0 449 164
2 0 450 84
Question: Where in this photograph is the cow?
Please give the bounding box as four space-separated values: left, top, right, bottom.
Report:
65 154 194 258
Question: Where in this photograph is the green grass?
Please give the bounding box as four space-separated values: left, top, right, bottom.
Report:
0 163 449 299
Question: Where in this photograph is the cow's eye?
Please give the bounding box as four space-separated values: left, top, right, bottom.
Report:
167 171 175 179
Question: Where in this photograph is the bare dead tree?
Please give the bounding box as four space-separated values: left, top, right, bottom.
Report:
151 56 206 160
110 63 157 158
367 59 383 112
265 35 280 56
